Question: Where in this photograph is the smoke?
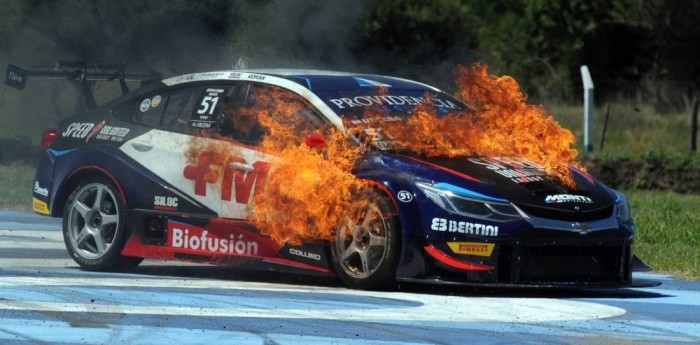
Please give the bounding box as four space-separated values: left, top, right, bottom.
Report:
230 0 372 72
0 0 474 146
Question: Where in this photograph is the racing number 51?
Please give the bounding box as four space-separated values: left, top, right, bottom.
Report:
197 96 220 115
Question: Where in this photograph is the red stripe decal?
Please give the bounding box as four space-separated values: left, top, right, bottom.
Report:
406 157 482 184
424 245 493 271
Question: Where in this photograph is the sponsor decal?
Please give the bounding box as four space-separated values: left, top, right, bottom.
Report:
33 181 48 196
468 157 546 184
289 248 321 261
85 120 106 142
229 72 242 79
430 218 499 237
545 194 593 204
169 224 259 256
327 95 461 110
151 95 162 108
349 116 402 125
197 72 227 79
154 196 178 211
140 98 151 112
397 190 413 203
64 120 129 143
175 74 194 82
191 88 224 128
183 152 271 204
247 74 266 81
447 242 495 257
97 125 130 142
62 122 95 139
32 197 49 215
7 71 23 84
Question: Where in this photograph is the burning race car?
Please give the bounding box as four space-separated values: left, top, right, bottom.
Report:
10 62 639 290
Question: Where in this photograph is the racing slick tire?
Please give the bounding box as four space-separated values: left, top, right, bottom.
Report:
62 177 142 271
330 190 400 290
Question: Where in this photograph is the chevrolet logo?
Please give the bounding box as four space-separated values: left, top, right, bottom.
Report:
572 222 592 234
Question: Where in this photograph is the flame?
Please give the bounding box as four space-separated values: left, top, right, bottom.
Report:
186 87 371 246
355 64 582 187
185 64 584 246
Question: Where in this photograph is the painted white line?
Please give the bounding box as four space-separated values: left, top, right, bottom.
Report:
0 319 425 345
0 241 65 249
0 276 626 323
0 298 625 324
0 230 63 239
0 259 76 267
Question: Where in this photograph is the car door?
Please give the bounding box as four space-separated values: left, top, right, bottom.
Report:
117 85 233 216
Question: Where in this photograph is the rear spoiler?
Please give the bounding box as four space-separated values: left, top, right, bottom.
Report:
5 61 161 109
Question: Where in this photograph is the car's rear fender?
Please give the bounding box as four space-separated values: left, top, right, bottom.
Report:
50 155 128 218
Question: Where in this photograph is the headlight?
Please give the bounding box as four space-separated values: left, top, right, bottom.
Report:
614 191 631 223
416 182 523 222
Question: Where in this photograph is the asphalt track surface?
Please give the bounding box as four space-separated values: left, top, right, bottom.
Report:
0 210 698 345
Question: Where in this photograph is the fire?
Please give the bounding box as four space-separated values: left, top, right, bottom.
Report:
185 64 584 246
356 64 582 187
246 89 372 245
186 87 371 246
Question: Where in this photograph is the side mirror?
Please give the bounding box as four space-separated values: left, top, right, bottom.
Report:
305 134 327 148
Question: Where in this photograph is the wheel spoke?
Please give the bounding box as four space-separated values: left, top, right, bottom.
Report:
93 186 105 210
75 227 91 247
368 232 386 248
343 217 363 240
74 201 91 218
340 241 359 262
101 214 118 227
93 232 107 254
359 250 370 274
360 207 378 230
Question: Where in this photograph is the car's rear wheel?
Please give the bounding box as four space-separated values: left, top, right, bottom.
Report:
330 190 400 290
63 178 142 271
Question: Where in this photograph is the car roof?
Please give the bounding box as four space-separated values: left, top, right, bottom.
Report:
162 69 442 93
159 70 448 132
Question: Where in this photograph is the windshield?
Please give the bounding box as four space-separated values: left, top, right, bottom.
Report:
315 89 469 151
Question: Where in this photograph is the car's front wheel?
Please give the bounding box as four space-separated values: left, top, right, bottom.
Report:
63 178 142 271
330 190 400 290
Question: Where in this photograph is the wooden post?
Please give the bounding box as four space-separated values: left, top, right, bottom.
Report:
692 99 699 152
600 103 611 151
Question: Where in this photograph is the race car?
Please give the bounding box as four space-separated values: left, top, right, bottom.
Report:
10 62 639 290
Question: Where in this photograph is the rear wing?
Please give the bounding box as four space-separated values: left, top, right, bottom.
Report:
5 62 161 109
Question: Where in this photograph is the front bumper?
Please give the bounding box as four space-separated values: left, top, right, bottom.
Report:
419 230 635 287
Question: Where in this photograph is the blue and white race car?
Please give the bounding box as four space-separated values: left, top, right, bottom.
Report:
11 63 639 290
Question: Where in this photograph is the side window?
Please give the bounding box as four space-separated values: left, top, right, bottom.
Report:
111 89 196 132
134 95 165 127
111 100 137 122
160 90 194 131
219 83 324 146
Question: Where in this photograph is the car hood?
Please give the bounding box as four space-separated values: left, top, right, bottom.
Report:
379 153 616 222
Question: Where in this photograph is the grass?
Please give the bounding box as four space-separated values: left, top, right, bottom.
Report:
0 163 35 212
626 190 700 280
544 103 694 154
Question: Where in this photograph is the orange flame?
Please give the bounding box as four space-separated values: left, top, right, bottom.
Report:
186 87 371 246
354 64 582 187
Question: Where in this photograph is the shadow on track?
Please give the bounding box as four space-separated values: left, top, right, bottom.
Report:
121 263 668 300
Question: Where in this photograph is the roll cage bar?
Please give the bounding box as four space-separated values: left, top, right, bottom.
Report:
4 61 161 109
